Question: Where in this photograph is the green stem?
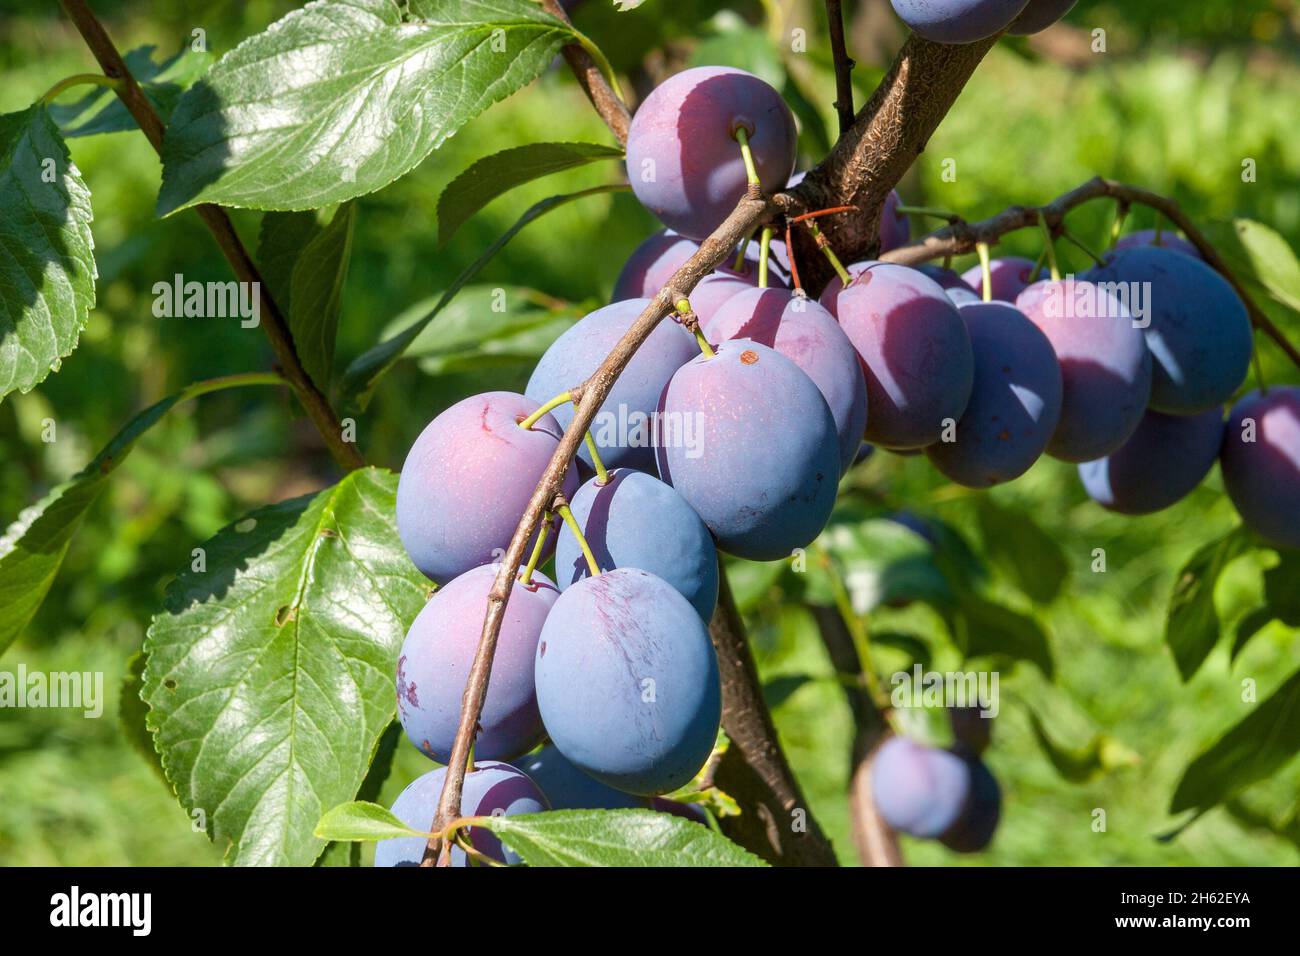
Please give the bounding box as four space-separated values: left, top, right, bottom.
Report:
1110 200 1129 247
179 371 287 402
584 432 610 484
976 242 993 302
558 503 600 577
734 127 761 187
807 221 852 286
520 513 552 586
758 226 774 289
733 228 756 273
1037 211 1061 282
520 391 572 431
1028 246 1049 284
40 72 122 104
466 740 476 775
677 298 716 358
569 27 627 105
1061 229 1104 267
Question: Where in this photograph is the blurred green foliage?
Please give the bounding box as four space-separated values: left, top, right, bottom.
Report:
1 0 1297 865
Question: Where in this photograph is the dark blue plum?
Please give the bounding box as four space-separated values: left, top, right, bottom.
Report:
1113 229 1202 260
627 67 797 239
397 565 555 763
891 0 1031 44
1079 407 1225 515
824 263 975 450
1221 387 1300 550
1017 278 1153 462
926 302 1062 487
917 263 968 290
526 299 696 472
656 340 841 560
613 230 699 300
939 751 1001 853
374 761 548 867
513 745 646 810
950 706 992 755
705 287 869 474
554 468 719 621
1007 0 1076 34
1085 247 1252 414
871 736 970 838
961 256 1037 302
535 568 721 795
396 391 578 583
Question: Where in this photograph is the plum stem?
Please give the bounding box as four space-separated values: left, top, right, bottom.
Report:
1028 246 1049 284
557 502 600 577
734 127 762 187
733 228 756 272
519 390 572 431
976 242 993 301
676 298 716 358
758 226 774 289
465 740 476 775
1037 211 1062 282
1060 229 1104 267
583 432 610 484
806 220 852 285
520 514 552 586
39 71 121 103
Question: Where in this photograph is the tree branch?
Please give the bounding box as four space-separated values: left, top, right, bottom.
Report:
825 0 855 137
540 0 631 146
58 0 365 473
879 176 1300 373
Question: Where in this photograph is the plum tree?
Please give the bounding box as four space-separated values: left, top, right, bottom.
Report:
1085 247 1252 414
823 263 975 450
1016 278 1153 462
1220 387 1300 550
1113 228 1202 260
871 736 970 838
890 0 1031 44
656 340 841 559
626 66 797 239
397 565 555 763
1007 0 1076 34
705 287 869 474
534 568 721 795
513 744 646 810
396 391 578 583
1078 407 1225 515
939 752 1001 853
554 468 719 621
612 230 699 300
526 299 697 472
374 761 548 867
925 302 1063 487
961 255 1037 302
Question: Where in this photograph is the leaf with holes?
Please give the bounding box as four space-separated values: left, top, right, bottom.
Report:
156 0 575 216
0 104 95 399
142 467 429 866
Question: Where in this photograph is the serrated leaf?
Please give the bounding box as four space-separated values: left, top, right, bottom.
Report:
48 44 210 138
142 467 430 866
157 0 575 216
315 799 428 843
316 721 402 866
339 183 624 409
974 498 1069 604
474 809 768 867
1170 667 1300 815
257 203 356 388
0 104 95 399
1165 528 1252 681
437 142 623 246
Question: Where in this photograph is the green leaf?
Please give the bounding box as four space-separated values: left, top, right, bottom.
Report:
974 498 1069 604
339 183 625 409
1025 707 1139 784
1170 667 1300 815
1165 528 1252 681
257 203 357 388
315 800 428 843
120 652 166 782
48 44 210 138
1202 218 1300 316
1231 606 1275 661
437 142 623 246
316 720 402 866
157 0 575 216
1263 552 1300 627
0 104 95 399
949 592 1054 677
142 467 430 866
474 809 768 866
382 285 579 362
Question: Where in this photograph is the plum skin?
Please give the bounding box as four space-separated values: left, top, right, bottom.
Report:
554 468 720 622
512 744 646 810
534 568 722 795
890 0 1031 44
961 256 1038 302
396 391 578 584
1221 387 1300 550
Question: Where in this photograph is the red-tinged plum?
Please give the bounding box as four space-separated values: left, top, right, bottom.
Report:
689 272 758 327
1085 247 1252 414
890 0 1031 44
396 391 578 583
513 745 646 811
626 66 797 239
1017 278 1153 462
961 256 1037 302
939 751 1001 853
397 565 555 763
871 736 970 839
1007 0 1076 34
535 568 721 795
1078 407 1225 515
555 468 719 621
1114 229 1202 260
705 287 869 474
613 230 699 300
817 260 876 312
374 762 548 867
1221 387 1300 550
926 302 1062 487
827 263 975 449
526 299 696 472
656 340 841 560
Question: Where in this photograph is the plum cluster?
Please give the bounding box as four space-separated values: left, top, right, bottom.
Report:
890 0 1077 44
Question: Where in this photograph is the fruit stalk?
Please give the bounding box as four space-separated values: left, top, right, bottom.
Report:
539 0 631 145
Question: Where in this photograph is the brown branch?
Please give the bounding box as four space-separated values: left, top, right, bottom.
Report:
58 0 365 472
879 176 1300 373
540 0 631 146
825 0 855 137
